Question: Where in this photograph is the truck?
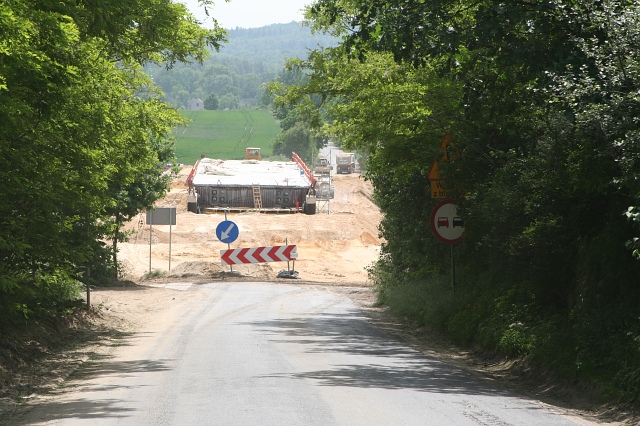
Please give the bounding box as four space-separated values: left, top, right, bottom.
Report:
245 147 262 161
314 156 331 176
336 153 356 174
315 177 335 200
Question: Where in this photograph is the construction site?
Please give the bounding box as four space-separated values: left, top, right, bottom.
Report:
117 145 380 283
185 150 326 214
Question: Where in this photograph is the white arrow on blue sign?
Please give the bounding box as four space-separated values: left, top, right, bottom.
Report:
216 220 239 244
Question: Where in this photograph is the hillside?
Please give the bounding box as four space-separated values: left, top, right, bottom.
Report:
220 23 338 69
148 22 338 109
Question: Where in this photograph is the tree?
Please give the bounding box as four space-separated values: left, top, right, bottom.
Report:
0 0 225 320
272 122 315 162
304 0 640 299
266 58 328 163
145 23 339 109
301 0 640 399
219 93 240 110
204 93 219 110
271 49 460 272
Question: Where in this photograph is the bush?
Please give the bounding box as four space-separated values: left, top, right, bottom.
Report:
369 257 455 328
0 268 84 325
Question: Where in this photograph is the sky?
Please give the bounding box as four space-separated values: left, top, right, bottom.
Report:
182 0 311 29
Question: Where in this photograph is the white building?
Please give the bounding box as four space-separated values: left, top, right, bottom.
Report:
186 98 204 111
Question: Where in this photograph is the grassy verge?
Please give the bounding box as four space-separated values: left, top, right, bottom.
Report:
369 259 640 406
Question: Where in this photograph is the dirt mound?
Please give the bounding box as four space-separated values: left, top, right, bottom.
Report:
166 260 221 276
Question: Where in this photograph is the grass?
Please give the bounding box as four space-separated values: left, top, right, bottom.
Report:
173 110 281 164
142 270 166 280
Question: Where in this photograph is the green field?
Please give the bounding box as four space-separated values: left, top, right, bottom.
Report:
173 110 281 164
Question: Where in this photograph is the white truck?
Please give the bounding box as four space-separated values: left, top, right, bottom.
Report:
336 153 356 174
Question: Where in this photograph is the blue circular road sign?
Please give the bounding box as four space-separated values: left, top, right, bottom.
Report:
216 220 239 244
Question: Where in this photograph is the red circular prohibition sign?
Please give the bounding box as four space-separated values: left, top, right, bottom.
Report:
430 199 465 245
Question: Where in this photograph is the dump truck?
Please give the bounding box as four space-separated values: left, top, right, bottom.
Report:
336 153 356 174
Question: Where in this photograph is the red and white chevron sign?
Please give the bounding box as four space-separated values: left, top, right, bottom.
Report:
220 245 298 265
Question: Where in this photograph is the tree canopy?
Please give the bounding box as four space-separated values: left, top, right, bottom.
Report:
0 0 225 321
267 0 640 401
204 93 220 110
148 22 339 109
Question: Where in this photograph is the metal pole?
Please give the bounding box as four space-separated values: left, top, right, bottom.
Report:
451 244 456 292
86 266 91 310
286 237 290 270
169 221 172 271
225 210 233 273
149 219 152 275
328 172 331 216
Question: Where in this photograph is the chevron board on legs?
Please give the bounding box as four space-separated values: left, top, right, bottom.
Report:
220 245 298 265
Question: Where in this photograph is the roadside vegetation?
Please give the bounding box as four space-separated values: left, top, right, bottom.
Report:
269 0 640 405
0 0 224 325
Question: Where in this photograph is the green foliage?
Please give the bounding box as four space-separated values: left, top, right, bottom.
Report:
148 22 339 109
613 319 640 402
0 269 82 323
143 270 166 280
0 0 224 326
480 287 540 358
272 122 315 163
204 93 219 110
173 110 281 163
300 0 640 403
369 258 455 328
218 93 240 110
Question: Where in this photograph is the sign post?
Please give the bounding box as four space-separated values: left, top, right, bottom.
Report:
428 133 457 199
146 207 177 274
216 212 239 272
428 134 464 290
430 199 464 291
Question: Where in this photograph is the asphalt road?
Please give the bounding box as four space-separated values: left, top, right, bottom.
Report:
11 283 583 425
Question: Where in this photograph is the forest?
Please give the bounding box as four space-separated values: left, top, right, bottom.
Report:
147 22 338 109
268 0 640 403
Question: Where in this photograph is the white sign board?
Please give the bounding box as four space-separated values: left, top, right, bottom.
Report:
146 208 177 225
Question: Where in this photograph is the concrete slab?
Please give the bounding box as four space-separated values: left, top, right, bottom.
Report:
191 158 311 187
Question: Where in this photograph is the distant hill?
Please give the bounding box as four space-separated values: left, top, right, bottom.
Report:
148 22 338 109
219 22 338 71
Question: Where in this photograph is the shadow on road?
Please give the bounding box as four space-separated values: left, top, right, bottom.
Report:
244 311 511 397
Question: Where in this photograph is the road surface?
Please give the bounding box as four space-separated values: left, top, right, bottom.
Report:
11 282 582 425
